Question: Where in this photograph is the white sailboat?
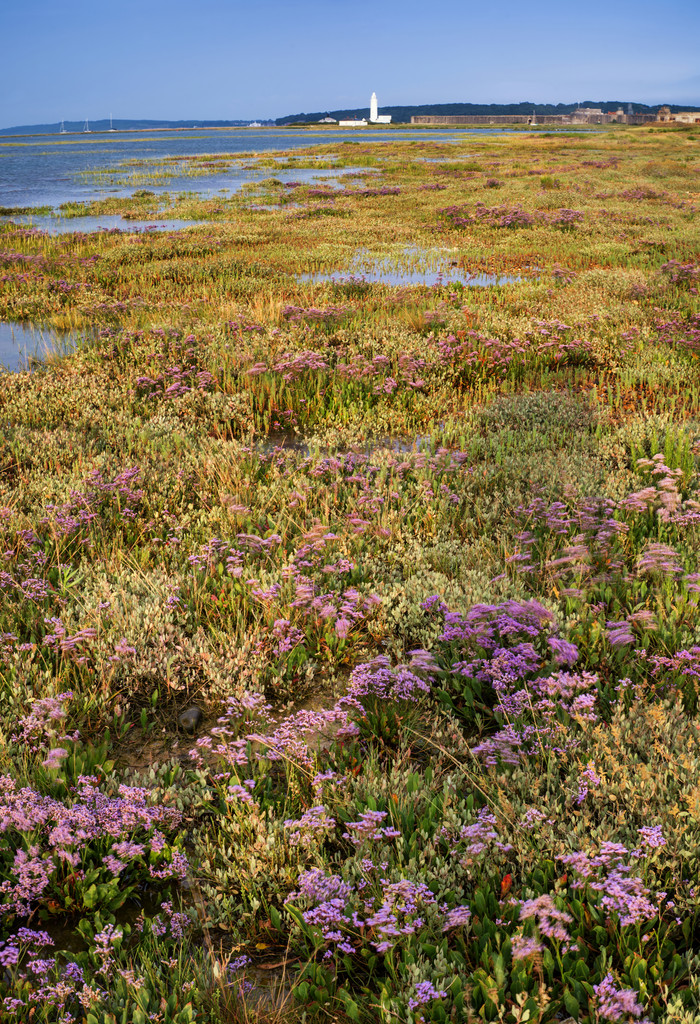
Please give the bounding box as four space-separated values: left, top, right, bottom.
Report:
83 118 91 133
530 109 538 126
108 113 116 132
59 120 67 134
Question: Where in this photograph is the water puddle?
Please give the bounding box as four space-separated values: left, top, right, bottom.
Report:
1 214 207 235
296 244 531 288
254 431 434 457
257 431 310 453
0 321 85 371
78 164 377 202
240 966 296 1013
242 167 378 201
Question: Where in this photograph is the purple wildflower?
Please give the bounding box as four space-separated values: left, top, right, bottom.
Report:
594 973 647 1021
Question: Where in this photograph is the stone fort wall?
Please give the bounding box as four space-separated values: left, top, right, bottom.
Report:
410 113 659 126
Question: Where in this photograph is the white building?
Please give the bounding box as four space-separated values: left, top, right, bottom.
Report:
369 91 391 124
337 92 391 128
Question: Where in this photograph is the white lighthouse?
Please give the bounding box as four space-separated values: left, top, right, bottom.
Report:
369 92 391 124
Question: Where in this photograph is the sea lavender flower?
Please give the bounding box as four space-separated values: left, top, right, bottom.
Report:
365 879 437 953
42 747 70 770
593 870 657 926
593 973 648 1021
347 658 430 704
16 928 54 947
11 692 74 747
511 935 545 960
637 825 666 850
291 867 353 904
560 845 657 927
548 636 579 666
606 621 635 647
457 807 513 858
93 923 122 950
520 808 548 830
342 810 400 845
408 980 448 1010
148 849 188 881
636 542 683 576
284 805 336 847
576 764 602 805
519 893 572 942
0 939 20 967
442 905 471 930
227 783 256 805
228 955 252 973
103 855 126 876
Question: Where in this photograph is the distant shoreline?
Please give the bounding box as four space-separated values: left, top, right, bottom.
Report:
0 122 609 142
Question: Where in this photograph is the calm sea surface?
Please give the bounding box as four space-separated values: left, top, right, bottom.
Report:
0 127 493 210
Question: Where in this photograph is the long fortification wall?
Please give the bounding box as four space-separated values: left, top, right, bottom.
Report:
410 113 659 125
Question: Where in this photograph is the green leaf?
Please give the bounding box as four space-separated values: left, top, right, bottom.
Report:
474 889 487 918
574 959 590 979
343 997 361 1020
82 883 98 909
564 990 579 1018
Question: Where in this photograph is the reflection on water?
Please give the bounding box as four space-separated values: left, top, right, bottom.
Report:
1 214 207 235
0 321 84 371
0 129 466 209
0 126 595 210
0 168 380 233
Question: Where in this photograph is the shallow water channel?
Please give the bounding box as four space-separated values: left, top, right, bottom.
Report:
0 168 379 235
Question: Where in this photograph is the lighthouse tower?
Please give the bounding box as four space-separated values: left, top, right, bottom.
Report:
370 92 378 122
369 92 391 124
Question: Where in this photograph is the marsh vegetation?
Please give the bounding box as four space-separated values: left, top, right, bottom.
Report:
1 126 700 1023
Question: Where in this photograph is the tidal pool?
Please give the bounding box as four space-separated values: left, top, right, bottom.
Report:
298 245 533 288
0 321 83 371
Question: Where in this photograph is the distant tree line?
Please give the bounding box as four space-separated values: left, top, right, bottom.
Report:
276 101 700 125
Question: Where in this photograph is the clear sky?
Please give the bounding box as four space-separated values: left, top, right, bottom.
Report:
2 0 698 128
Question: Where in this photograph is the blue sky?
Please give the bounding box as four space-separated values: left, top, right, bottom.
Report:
2 0 698 127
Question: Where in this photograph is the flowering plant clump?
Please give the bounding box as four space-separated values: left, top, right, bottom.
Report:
439 202 584 231
0 772 187 919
